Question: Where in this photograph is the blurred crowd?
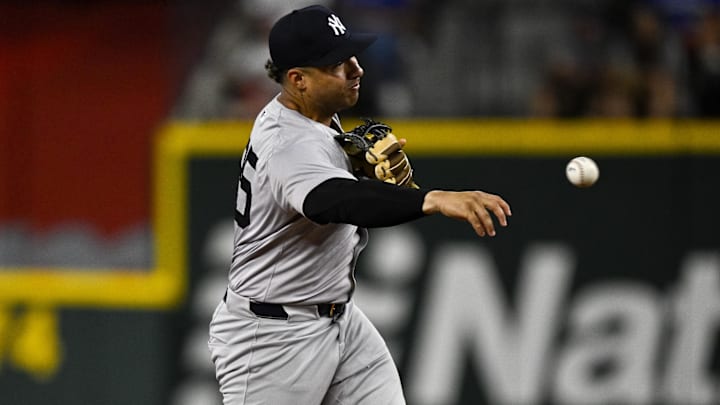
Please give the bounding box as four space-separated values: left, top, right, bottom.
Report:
174 0 720 119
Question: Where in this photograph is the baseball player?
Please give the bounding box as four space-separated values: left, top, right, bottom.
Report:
208 5 512 405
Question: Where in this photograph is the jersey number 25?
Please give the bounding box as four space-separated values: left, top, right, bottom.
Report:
235 145 257 228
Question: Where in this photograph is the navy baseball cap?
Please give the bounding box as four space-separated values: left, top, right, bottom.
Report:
269 5 377 71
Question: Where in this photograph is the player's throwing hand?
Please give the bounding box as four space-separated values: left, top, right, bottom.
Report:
422 190 512 237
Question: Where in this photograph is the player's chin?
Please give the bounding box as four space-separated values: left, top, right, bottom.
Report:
335 96 359 111
345 91 360 106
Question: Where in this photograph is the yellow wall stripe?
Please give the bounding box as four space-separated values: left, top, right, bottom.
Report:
159 119 720 156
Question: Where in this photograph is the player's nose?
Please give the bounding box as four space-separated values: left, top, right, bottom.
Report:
346 56 363 79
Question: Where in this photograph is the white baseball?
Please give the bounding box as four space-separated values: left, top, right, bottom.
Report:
566 156 599 187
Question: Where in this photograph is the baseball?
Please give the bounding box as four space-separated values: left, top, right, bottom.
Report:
566 156 599 187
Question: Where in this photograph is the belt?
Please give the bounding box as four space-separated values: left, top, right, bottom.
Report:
223 291 345 320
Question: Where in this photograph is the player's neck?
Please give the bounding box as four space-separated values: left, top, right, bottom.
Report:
278 91 333 127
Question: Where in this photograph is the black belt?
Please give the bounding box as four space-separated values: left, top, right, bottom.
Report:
223 291 345 320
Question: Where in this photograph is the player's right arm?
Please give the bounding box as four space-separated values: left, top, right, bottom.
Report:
303 179 511 237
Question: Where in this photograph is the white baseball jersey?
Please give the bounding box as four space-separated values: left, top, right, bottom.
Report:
228 95 368 305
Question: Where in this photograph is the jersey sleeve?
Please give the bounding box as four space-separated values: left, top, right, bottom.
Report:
303 178 428 226
266 136 356 214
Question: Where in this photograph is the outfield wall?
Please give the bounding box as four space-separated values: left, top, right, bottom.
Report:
1 120 718 405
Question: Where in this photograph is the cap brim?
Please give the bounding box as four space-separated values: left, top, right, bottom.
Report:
305 33 377 67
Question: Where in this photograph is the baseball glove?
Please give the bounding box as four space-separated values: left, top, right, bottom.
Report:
335 119 419 189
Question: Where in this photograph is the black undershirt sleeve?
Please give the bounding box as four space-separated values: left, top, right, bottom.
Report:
303 178 430 227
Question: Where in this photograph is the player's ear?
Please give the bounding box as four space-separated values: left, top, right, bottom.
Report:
286 68 307 91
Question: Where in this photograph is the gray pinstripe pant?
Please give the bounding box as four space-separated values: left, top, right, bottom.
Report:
209 289 405 405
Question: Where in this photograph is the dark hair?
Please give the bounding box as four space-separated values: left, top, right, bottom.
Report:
265 59 286 84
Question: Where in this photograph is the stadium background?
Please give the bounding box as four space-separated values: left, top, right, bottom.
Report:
1 1 719 404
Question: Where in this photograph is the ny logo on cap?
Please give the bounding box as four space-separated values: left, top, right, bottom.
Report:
327 14 346 36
